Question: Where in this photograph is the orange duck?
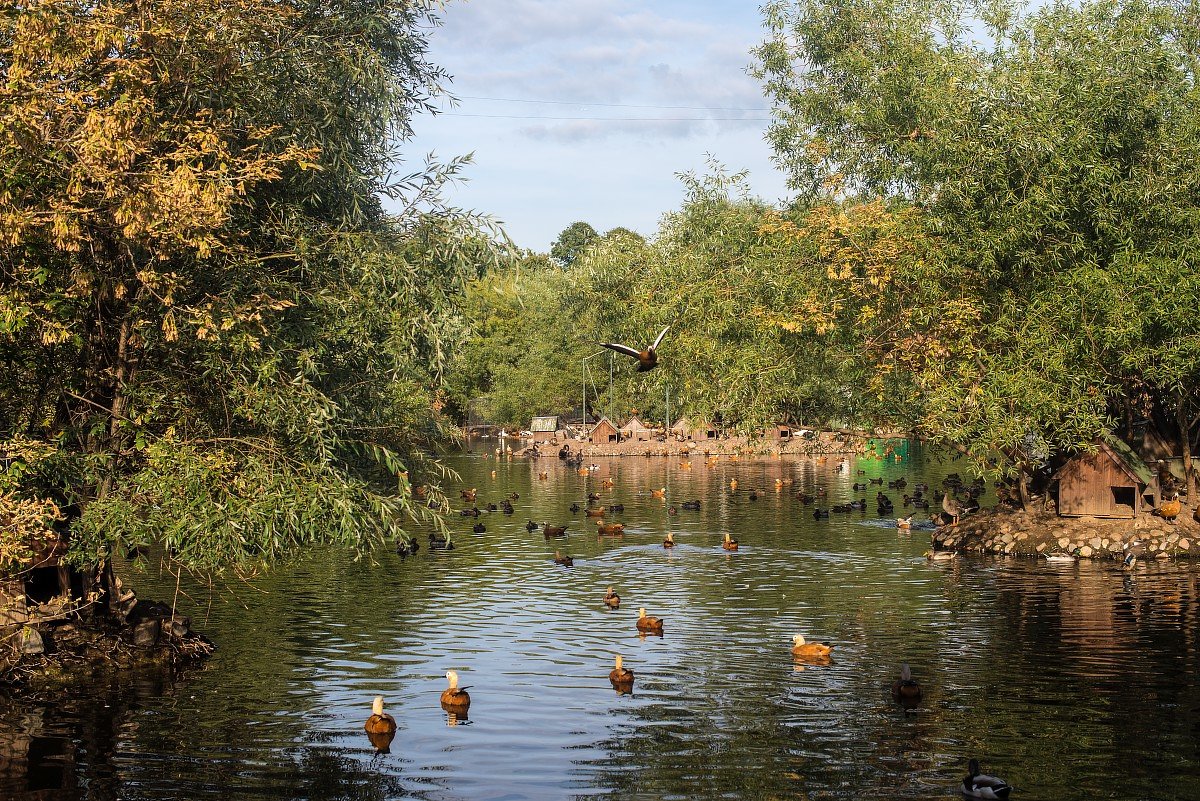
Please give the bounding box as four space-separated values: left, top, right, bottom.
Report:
608 654 635 692
722 532 739 551
603 587 620 608
663 532 675 548
597 520 625 536
636 607 664 634
440 670 471 714
791 634 832 660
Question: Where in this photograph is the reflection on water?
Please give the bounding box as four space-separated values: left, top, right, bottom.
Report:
3 447 1200 800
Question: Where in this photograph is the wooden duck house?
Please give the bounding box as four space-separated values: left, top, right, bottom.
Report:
589 417 619 446
1055 437 1158 518
529 415 560 444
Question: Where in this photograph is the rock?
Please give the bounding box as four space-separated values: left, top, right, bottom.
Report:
1180 538 1191 550
132 619 161 648
1058 537 1071 549
1089 537 1102 549
1035 542 1047 552
1078 545 1093 557
20 626 44 655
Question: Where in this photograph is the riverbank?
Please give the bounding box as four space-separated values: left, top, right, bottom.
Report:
522 430 877 458
932 505 1200 561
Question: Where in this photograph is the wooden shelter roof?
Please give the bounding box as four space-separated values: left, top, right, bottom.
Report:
530 416 559 433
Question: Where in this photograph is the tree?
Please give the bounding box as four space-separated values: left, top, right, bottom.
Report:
754 0 1200 493
549 221 600 267
0 0 504 587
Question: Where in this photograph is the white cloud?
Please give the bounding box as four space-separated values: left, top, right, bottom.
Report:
403 1 790 250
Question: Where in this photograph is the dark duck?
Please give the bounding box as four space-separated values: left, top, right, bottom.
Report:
599 325 671 372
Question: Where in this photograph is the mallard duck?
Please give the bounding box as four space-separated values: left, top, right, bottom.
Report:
636 607 664 634
961 759 1011 799
722 532 739 551
663 532 675 548
364 695 397 737
1153 491 1182 521
681 500 701 510
429 531 454 550
891 663 922 704
600 326 670 372
440 670 471 713
942 492 965 525
569 503 580 513
925 549 956 561
553 550 574 567
791 634 832 659
603 586 620 608
609 654 635 691
597 520 625 536
1045 549 1077 562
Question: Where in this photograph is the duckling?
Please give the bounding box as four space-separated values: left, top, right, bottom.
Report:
609 503 625 512
597 520 625 536
364 696 397 752
569 503 581 513
553 550 574 567
543 523 567 538
608 654 635 691
722 532 739 551
599 325 670 372
472 522 486 533
961 759 1011 799
440 670 471 713
636 607 664 634
791 634 832 659
603 586 620 608
651 487 666 499
748 489 758 501
890 663 922 705
663 532 676 548
526 520 539 532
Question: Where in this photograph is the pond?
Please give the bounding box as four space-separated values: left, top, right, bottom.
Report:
3 446 1199 800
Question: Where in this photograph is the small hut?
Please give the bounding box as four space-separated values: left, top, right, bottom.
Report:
529 415 560 444
671 416 692 441
590 417 619 446
769 424 793 442
620 415 654 442
692 421 718 440
1056 437 1158 518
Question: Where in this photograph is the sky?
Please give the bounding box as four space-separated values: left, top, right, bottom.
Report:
402 0 792 252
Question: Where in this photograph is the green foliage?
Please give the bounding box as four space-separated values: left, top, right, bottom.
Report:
754 0 1200 479
549 221 601 267
0 0 505 577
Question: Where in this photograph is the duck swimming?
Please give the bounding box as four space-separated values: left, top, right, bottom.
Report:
597 520 625 536
608 654 635 692
636 607 664 634
791 634 832 659
961 759 1011 799
663 532 676 548
440 670 471 714
599 325 670 372
364 696 397 752
891 663 922 705
553 550 574 567
603 586 620 608
543 523 567 538
722 532 739 551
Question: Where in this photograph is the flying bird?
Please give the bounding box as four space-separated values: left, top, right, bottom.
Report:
600 326 670 372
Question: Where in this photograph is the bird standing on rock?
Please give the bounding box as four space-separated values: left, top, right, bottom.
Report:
599 326 671 372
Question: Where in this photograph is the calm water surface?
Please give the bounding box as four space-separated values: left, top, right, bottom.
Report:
3 447 1199 800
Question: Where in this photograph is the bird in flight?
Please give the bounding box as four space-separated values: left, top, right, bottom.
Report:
600 326 670 372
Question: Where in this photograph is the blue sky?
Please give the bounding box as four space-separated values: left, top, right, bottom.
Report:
402 1 791 252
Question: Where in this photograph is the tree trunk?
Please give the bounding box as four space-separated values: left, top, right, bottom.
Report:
1017 465 1031 511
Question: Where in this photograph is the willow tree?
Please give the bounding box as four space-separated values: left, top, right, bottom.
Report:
754 0 1200 495
0 0 501 591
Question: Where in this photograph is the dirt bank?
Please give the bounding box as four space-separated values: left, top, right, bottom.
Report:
521 430 872 459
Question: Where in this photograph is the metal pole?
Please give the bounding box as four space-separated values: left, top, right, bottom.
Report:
666 385 671 434
582 360 586 429
609 352 614 421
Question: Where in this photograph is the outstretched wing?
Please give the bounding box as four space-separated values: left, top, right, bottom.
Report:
599 341 643 360
651 325 671 350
